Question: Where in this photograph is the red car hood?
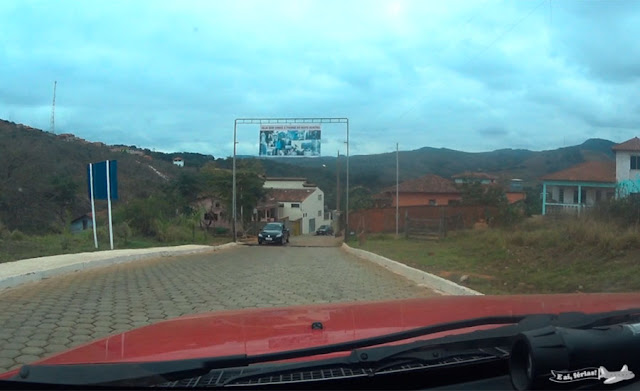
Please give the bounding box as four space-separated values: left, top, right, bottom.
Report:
2 293 639 378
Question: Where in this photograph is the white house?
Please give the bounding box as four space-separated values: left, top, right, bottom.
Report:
173 157 184 167
261 178 331 234
540 137 640 215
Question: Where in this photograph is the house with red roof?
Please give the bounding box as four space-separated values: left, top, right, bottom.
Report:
373 174 462 207
540 137 640 215
258 178 330 234
374 172 526 208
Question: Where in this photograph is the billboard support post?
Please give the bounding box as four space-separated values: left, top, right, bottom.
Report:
345 121 349 241
232 120 238 242
232 117 349 241
396 143 399 238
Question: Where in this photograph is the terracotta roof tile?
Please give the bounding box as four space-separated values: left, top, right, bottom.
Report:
612 137 640 152
381 174 459 194
540 161 615 183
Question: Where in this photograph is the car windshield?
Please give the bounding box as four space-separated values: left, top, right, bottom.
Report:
1 0 640 388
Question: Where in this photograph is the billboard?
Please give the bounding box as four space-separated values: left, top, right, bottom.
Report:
259 124 321 157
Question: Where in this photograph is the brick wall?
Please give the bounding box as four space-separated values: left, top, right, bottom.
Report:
348 205 498 233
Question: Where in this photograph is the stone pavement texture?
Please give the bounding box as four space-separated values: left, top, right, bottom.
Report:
0 237 435 373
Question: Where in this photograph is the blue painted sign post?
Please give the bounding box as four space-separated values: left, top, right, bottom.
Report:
87 160 118 249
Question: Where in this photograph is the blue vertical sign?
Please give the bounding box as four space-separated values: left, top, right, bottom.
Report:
87 160 118 200
87 160 118 250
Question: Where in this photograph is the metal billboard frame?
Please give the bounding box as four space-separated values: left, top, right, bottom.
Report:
233 117 350 242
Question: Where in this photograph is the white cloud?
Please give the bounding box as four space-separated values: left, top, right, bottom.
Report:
1 0 640 158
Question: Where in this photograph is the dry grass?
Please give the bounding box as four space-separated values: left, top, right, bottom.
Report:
352 215 640 294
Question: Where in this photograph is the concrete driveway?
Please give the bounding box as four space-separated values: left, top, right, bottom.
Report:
0 244 436 374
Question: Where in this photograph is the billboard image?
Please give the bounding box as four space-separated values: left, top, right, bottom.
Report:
259 124 321 157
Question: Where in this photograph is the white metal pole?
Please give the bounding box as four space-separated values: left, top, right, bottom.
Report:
345 120 349 240
232 120 237 242
396 143 399 238
89 163 98 249
105 160 114 250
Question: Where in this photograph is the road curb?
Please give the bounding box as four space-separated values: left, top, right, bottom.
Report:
0 242 237 291
341 243 483 296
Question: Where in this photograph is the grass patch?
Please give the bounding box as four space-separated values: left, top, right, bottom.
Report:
0 228 232 264
352 216 640 294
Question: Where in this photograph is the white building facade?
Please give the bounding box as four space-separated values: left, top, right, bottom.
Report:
264 178 331 234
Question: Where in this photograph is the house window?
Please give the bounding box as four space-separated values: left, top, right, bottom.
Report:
559 189 564 203
291 203 300 208
429 199 436 206
214 202 220 208
318 194 322 201
631 156 640 170
595 190 601 202
581 189 587 204
317 210 322 217
278 203 284 207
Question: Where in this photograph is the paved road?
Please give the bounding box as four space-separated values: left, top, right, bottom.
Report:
0 238 436 373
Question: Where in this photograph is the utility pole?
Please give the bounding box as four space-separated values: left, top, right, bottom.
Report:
50 81 57 134
336 150 340 234
336 150 340 211
396 143 399 238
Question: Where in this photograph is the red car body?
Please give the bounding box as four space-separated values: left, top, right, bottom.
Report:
1 293 639 380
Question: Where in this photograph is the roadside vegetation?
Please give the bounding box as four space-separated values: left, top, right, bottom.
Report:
351 196 640 295
0 159 269 263
0 218 231 264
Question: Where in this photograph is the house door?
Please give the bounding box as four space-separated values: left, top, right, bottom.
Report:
309 218 316 233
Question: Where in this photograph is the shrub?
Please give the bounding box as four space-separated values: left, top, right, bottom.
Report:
10 230 25 241
60 234 71 251
115 222 133 244
157 224 190 243
0 221 9 240
214 227 229 235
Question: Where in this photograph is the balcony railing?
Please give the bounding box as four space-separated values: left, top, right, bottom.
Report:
545 202 590 215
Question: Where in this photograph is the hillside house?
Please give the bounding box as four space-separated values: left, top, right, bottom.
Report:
70 213 93 233
260 177 330 234
374 173 526 208
452 172 497 185
373 174 461 207
173 157 184 167
540 137 640 215
194 197 232 230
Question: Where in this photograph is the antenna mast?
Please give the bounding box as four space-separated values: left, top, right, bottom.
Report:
50 81 57 134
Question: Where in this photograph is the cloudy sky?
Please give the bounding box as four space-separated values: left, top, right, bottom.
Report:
2 0 640 157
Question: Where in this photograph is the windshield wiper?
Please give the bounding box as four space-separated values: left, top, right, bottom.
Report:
8 308 640 387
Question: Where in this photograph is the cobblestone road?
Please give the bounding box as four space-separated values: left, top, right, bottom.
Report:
0 238 435 373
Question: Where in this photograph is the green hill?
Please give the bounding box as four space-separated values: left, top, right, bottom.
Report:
0 118 618 234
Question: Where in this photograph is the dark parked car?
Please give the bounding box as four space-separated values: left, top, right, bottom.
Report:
258 222 290 245
315 224 334 235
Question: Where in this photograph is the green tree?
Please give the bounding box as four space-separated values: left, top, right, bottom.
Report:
201 162 266 229
48 175 80 228
349 186 374 211
458 182 507 207
524 185 542 216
